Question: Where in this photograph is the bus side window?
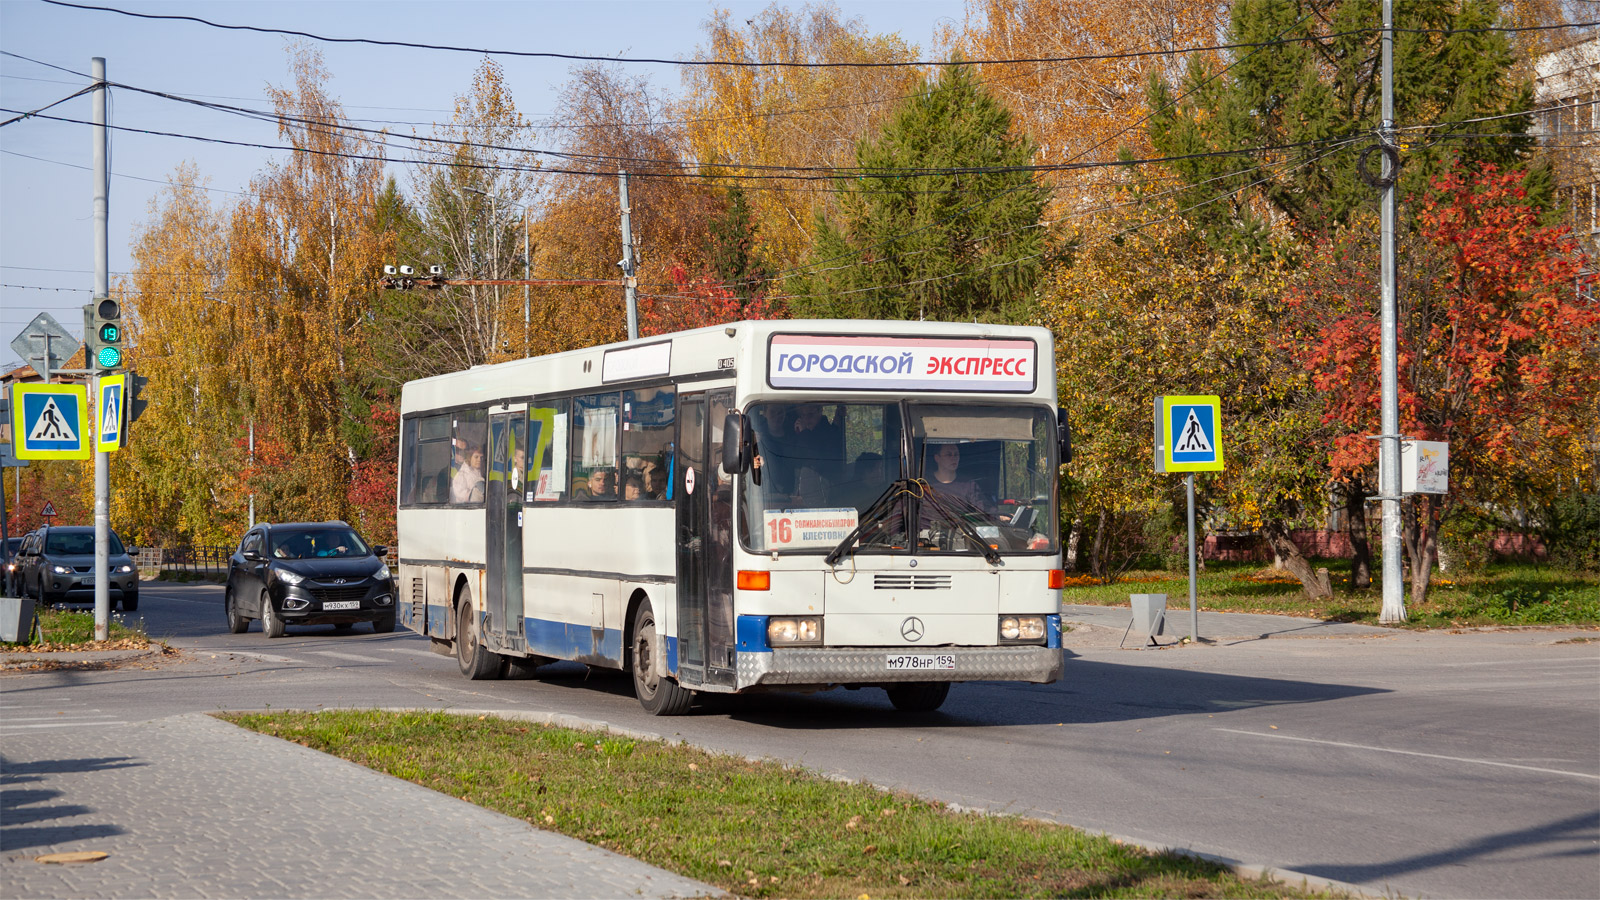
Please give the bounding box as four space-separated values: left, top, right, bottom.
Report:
407 414 454 505
572 393 621 502
622 384 674 501
529 400 569 502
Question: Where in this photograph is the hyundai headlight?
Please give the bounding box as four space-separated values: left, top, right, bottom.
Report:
373 560 391 581
767 616 822 646
275 567 306 585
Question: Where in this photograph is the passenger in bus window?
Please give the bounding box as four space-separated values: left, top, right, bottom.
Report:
641 460 666 499
451 447 486 504
623 474 645 501
578 467 616 500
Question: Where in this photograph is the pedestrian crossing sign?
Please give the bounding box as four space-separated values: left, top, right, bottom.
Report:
11 383 91 460
97 373 125 453
1155 395 1224 473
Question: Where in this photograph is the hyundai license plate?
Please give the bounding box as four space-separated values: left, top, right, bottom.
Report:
323 600 360 611
887 654 955 671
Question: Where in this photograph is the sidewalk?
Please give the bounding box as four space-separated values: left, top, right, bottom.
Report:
1063 602 1396 643
1 713 722 899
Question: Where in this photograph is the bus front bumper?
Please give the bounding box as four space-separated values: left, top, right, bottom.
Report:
736 645 1062 691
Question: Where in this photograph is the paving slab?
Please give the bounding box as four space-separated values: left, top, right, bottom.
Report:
1 713 722 899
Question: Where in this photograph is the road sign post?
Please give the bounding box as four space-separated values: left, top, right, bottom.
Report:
1155 395 1225 643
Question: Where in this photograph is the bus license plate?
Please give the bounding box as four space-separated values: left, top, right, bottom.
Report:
887 654 955 671
323 600 360 611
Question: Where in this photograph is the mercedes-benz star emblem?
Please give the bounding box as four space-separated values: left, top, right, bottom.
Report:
900 617 925 642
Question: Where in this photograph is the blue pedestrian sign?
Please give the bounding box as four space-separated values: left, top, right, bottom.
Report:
1155 395 1224 473
97 373 125 453
11 383 91 460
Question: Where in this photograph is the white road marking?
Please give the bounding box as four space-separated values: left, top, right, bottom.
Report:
387 647 442 658
210 650 298 663
1436 657 1598 668
1216 728 1600 781
310 650 381 664
1 717 128 723
4 715 121 723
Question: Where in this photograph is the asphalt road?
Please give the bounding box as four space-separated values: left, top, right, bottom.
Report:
7 581 1598 900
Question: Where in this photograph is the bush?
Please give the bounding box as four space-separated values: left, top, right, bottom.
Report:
1438 512 1494 575
1458 586 1600 625
1544 492 1600 573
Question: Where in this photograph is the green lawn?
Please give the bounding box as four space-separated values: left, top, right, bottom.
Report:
1063 561 1600 628
0 606 148 647
226 710 1348 899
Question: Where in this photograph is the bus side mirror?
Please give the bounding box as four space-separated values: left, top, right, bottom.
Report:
1057 408 1072 465
722 412 750 475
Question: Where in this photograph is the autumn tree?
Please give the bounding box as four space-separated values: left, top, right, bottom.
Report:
680 3 923 268
788 62 1049 322
1043 192 1332 593
533 64 719 350
1289 164 1598 605
116 164 244 545
941 0 1228 205
401 56 541 374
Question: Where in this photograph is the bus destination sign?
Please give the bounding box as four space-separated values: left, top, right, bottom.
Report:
768 334 1036 392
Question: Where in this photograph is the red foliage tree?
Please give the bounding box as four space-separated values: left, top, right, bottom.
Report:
638 263 786 337
347 398 398 548
1288 164 1597 604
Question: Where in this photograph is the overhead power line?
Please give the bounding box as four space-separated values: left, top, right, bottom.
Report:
40 1 1600 68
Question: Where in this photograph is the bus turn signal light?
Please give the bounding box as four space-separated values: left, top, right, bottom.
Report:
737 570 770 591
1047 569 1065 589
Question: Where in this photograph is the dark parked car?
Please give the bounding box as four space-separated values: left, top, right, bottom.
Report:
15 525 140 609
225 521 396 637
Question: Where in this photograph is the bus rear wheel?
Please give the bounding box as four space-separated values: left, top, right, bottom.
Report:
631 602 692 716
456 595 504 680
886 682 950 712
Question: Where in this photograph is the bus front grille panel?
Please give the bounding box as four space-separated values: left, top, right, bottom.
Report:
873 574 952 590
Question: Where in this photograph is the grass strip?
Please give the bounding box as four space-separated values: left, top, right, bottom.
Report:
1 607 148 648
1063 562 1599 628
224 709 1347 899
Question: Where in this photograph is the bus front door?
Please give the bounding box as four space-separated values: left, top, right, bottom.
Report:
675 389 736 689
485 410 527 655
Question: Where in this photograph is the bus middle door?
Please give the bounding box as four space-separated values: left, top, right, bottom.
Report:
485 409 527 655
675 389 736 689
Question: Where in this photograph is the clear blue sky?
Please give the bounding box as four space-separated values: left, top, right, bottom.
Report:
0 0 965 370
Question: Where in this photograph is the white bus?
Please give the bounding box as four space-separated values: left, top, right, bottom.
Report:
396 319 1069 715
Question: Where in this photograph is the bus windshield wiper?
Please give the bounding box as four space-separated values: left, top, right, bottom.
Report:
824 480 1001 566
824 480 912 566
916 483 1003 565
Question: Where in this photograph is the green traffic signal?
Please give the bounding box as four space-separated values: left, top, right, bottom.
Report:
97 345 123 368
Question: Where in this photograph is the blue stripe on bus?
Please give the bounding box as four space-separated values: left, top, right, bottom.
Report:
1047 613 1062 649
524 617 625 668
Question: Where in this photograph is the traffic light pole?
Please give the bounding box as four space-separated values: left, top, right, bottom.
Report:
92 57 110 641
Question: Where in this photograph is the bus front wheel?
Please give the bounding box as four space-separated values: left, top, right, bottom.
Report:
456 595 504 680
886 682 950 712
631 602 692 716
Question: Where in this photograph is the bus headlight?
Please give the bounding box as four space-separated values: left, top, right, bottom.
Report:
767 616 822 646
999 615 1046 644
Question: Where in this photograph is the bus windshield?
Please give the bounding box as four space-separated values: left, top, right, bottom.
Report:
739 401 1057 557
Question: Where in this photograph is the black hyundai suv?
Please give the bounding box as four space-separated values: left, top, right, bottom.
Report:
224 521 395 637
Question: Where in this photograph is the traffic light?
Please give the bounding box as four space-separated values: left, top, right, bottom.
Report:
85 297 124 370
124 371 149 434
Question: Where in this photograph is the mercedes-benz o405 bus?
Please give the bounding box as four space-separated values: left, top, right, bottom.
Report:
396 319 1069 714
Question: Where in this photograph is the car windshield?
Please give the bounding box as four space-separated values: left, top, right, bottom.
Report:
45 531 126 555
739 401 1057 557
269 528 369 560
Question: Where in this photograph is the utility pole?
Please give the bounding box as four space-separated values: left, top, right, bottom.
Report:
1377 1 1406 624
522 207 530 356
91 57 111 640
619 170 639 341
